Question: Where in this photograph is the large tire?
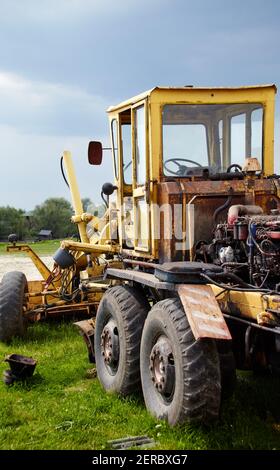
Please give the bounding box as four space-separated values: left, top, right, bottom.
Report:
216 340 236 399
0 271 27 342
140 298 221 426
94 285 149 395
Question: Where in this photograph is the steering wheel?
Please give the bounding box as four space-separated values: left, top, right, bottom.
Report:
164 158 203 176
226 163 242 173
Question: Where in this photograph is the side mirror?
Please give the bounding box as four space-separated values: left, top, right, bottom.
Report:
88 141 103 165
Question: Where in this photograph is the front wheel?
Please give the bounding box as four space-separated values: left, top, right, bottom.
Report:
94 285 149 395
0 271 27 342
140 298 221 425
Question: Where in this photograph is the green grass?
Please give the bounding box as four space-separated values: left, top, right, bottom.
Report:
0 322 280 450
0 240 61 257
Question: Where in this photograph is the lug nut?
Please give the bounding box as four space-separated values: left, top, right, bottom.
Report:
149 365 153 372
151 377 155 382
160 377 165 383
101 351 105 356
158 384 163 391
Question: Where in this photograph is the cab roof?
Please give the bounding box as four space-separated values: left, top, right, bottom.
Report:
107 84 277 113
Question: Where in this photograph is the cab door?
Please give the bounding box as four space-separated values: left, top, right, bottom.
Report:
132 102 150 252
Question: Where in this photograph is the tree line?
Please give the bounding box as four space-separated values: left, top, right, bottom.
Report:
0 197 104 241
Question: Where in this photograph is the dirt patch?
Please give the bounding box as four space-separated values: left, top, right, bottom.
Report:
0 255 53 281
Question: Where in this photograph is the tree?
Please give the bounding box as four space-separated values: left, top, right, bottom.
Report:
0 206 30 241
32 198 76 239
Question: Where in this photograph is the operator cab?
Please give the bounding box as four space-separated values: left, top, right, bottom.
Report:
90 85 276 261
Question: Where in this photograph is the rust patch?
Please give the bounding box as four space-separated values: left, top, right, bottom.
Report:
177 284 232 340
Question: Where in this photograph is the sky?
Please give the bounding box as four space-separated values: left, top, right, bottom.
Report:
0 0 280 210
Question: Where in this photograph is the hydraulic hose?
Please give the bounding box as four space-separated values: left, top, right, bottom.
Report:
200 272 278 295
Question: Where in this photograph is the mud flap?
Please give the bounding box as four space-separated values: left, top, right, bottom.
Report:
74 319 95 363
177 284 231 340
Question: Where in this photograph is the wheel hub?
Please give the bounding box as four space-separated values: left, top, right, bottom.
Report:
101 319 119 371
149 335 175 398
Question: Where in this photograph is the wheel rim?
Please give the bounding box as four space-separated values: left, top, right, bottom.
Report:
149 335 175 402
100 319 119 374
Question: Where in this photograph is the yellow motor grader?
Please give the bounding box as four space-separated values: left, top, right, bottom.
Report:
1 84 280 425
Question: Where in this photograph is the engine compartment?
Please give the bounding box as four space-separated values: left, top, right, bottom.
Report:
196 204 280 291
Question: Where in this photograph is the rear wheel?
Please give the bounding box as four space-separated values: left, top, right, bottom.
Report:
94 285 149 395
0 271 27 342
140 298 221 425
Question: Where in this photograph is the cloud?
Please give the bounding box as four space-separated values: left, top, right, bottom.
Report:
0 124 114 209
0 71 114 208
0 71 109 136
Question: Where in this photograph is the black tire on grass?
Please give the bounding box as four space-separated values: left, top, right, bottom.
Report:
94 285 149 395
0 271 27 342
140 298 221 426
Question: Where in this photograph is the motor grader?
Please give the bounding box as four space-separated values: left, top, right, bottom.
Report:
1 84 280 426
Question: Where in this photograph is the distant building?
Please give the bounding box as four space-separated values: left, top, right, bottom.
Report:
37 229 53 241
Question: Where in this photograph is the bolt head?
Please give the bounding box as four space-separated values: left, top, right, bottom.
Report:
160 377 165 383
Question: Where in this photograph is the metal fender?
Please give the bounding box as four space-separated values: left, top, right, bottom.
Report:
177 284 231 340
74 319 95 363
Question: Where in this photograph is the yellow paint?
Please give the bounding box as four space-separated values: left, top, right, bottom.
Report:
62 151 89 243
210 284 280 321
61 239 119 254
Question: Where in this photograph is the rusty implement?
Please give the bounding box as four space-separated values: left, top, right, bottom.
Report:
177 284 231 340
3 354 37 385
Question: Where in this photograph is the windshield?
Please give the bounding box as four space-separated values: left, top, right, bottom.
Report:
162 103 263 177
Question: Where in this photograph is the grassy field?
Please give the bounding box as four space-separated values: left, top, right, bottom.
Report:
0 322 280 450
0 240 61 257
